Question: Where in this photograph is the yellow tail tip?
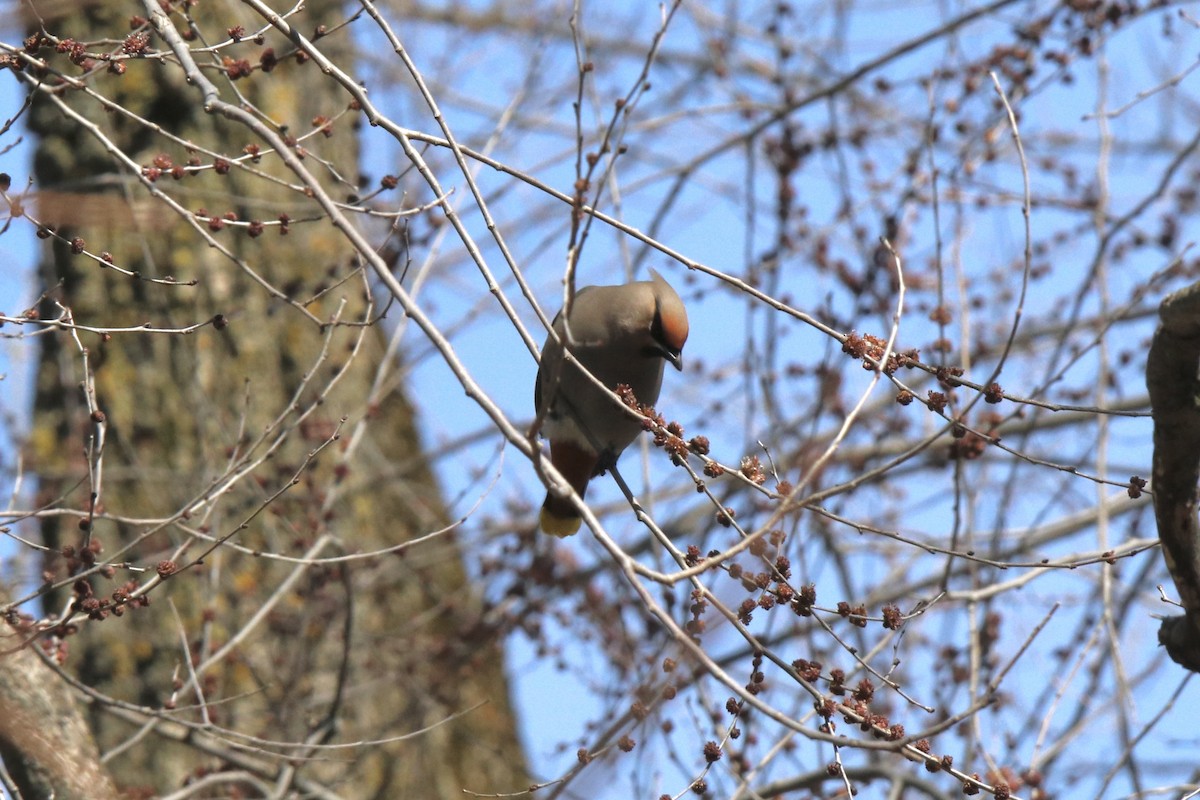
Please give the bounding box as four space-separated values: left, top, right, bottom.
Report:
539 508 581 537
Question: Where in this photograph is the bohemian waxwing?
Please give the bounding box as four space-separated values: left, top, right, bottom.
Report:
535 269 689 536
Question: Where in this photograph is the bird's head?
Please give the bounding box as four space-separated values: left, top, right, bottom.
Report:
645 269 688 371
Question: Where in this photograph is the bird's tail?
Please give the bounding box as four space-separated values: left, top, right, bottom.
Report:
539 439 597 537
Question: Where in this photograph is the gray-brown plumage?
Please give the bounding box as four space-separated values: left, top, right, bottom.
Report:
535 270 689 536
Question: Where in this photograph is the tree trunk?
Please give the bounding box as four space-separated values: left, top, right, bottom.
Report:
12 0 527 795
0 620 118 800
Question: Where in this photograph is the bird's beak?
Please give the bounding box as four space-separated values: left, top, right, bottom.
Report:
665 349 684 371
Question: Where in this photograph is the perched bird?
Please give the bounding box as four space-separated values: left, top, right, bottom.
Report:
535 269 689 536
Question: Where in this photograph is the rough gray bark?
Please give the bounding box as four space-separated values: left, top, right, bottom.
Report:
0 621 118 800
11 0 528 794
